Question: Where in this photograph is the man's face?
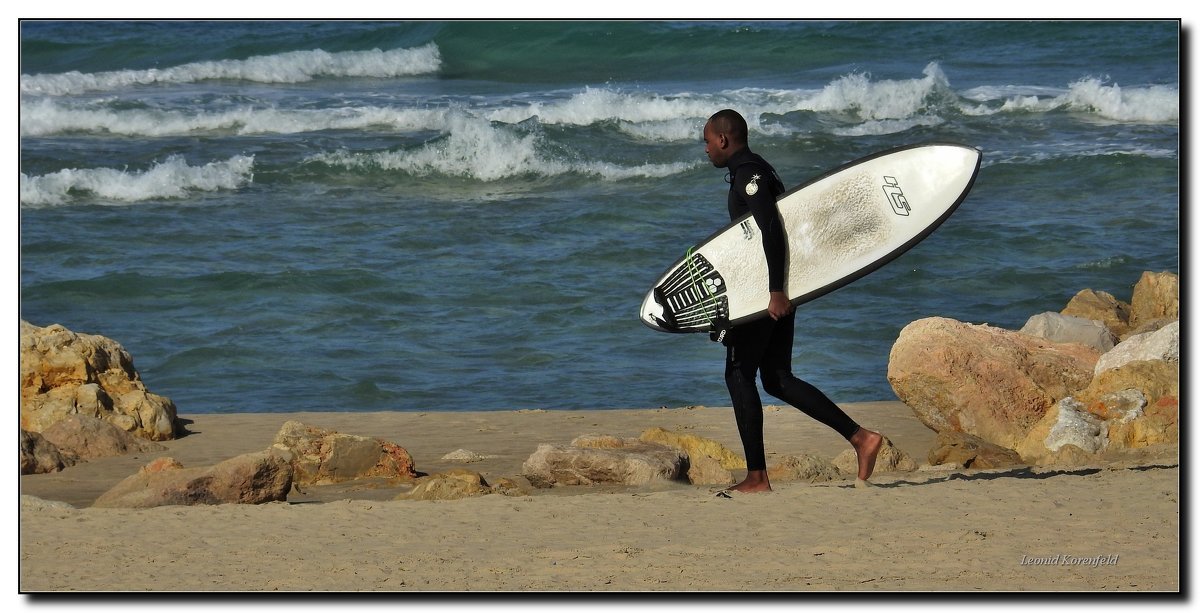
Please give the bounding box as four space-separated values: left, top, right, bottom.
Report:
703 121 729 168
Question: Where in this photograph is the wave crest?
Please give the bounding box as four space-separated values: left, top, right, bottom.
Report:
21 44 442 96
20 155 254 206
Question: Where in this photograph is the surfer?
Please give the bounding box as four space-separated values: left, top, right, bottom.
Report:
702 109 884 493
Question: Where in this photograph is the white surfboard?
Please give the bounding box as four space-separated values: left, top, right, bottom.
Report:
641 142 982 333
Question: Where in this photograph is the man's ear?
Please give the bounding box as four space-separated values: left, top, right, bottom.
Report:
719 133 729 149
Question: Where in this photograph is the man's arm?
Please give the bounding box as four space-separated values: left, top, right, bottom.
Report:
735 165 792 320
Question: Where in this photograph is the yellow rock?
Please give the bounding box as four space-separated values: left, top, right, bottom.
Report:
639 426 746 470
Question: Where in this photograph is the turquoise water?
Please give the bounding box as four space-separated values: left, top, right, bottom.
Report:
19 20 1180 413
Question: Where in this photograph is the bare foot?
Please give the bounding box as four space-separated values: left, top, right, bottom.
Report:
850 428 884 481
726 469 773 493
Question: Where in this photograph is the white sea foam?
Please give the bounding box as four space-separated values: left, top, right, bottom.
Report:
20 44 442 96
307 114 696 182
1062 78 1178 122
20 155 254 206
960 79 1178 123
485 86 718 127
804 62 950 120
20 98 451 137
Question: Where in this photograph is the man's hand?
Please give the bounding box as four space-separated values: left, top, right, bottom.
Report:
767 291 792 320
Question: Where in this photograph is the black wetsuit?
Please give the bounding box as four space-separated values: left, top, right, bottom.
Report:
722 147 861 472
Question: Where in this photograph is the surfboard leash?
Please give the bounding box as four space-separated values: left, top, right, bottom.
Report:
685 246 722 333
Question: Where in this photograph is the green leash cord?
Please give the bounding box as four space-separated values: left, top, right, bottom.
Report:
685 246 720 331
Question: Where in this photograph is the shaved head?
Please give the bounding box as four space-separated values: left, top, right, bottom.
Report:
706 109 748 147
703 109 749 167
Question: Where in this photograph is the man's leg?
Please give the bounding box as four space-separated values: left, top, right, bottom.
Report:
724 318 774 492
758 313 884 481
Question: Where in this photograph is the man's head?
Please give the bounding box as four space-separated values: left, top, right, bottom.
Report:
703 109 748 168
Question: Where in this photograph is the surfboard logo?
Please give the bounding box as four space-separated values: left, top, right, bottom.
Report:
882 176 911 216
745 174 761 196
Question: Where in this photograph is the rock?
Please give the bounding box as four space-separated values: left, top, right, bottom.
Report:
1094 322 1179 375
1061 289 1132 339
887 317 1099 449
1107 396 1178 450
521 437 686 488
766 453 843 483
1078 360 1179 411
21 494 76 513
1081 389 1146 422
20 321 178 441
1016 398 1106 464
271 421 416 485
1129 271 1179 329
1042 398 1107 454
93 451 293 508
489 477 527 497
40 414 166 460
20 430 79 475
1043 444 1098 467
686 454 734 486
1019 312 1117 353
440 449 489 463
397 469 493 501
832 436 917 475
638 426 746 470
927 432 1024 470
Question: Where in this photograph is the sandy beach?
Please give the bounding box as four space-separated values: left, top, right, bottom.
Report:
17 401 1180 592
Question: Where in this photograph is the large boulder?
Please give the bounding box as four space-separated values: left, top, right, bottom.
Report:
1019 312 1117 353
1093 322 1179 375
1107 397 1178 450
20 430 79 475
1061 289 1132 339
271 421 417 485
40 414 166 460
887 317 1100 449
521 435 687 488
20 321 178 441
1129 271 1179 331
92 451 293 508
1078 360 1178 417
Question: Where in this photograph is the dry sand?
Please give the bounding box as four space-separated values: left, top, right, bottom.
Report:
17 402 1181 592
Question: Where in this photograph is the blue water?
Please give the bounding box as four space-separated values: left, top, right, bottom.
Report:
19 20 1180 414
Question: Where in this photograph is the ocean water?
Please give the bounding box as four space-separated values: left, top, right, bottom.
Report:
19 20 1180 414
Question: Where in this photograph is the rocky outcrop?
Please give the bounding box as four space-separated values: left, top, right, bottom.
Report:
889 270 1179 466
270 421 417 485
521 435 687 488
887 317 1100 449
20 321 178 441
92 451 293 508
40 414 166 460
